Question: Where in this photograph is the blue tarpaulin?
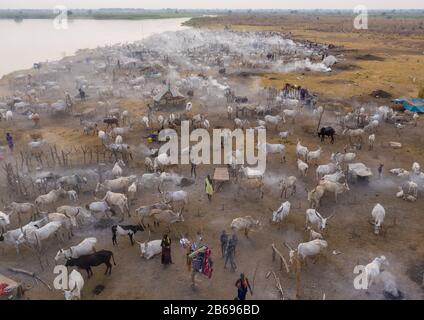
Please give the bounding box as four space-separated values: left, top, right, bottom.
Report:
394 98 424 113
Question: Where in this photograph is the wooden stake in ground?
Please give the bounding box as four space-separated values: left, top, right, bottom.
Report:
295 257 302 298
316 106 325 133
271 243 290 273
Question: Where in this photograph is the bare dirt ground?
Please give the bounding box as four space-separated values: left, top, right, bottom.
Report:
1 14 424 300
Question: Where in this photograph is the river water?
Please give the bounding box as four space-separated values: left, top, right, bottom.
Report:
0 17 190 78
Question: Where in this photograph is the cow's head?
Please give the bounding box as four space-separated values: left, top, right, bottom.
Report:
65 259 75 267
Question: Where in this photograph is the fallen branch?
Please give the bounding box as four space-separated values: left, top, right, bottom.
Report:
271 243 290 273
265 270 284 300
8 267 52 291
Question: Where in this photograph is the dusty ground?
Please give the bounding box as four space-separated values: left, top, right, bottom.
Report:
1 14 424 300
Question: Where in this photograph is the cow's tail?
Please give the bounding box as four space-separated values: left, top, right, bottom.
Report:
111 252 117 265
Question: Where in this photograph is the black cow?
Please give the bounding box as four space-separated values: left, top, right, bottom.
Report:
65 250 116 278
103 117 119 129
235 96 248 104
111 224 144 246
318 127 336 144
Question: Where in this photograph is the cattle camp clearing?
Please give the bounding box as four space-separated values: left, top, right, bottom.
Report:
0 11 424 301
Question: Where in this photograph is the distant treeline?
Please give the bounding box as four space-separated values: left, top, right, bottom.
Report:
0 9 209 20
0 8 423 21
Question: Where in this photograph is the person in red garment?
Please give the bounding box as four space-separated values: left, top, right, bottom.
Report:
161 234 173 265
235 273 253 300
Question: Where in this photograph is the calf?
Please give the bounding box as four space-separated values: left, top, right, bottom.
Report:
111 224 144 246
371 203 385 235
364 256 388 289
65 250 116 278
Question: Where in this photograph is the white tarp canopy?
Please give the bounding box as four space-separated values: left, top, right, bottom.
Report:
348 163 373 177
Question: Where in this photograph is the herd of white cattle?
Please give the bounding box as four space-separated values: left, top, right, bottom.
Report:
1 99 422 300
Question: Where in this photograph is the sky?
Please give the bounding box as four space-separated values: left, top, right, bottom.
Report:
0 0 423 10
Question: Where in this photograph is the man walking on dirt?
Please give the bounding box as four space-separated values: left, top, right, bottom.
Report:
224 236 237 272
235 273 253 300
220 230 228 258
378 163 384 178
191 162 197 179
6 133 14 152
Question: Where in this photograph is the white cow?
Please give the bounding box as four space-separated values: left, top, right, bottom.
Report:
322 171 345 183
137 239 162 259
280 176 297 198
288 239 328 264
231 216 261 237
227 105 233 119
55 237 97 263
305 209 334 231
297 159 309 177
364 256 389 289
319 180 350 202
0 211 10 232
272 201 291 226
316 163 339 181
0 218 48 254
64 270 84 300
35 188 67 210
296 141 309 161
160 190 188 213
102 191 130 220
17 221 63 249
258 143 286 163
368 134 376 150
112 160 125 178
371 203 385 235
264 115 282 130
86 201 112 218
95 176 136 194
128 182 138 201
307 147 322 164
115 135 123 145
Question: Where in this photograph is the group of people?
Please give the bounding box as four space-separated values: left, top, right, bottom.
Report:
282 83 310 101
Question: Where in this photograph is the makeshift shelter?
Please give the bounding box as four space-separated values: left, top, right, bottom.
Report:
0 274 24 300
348 163 373 183
153 81 186 109
393 98 424 113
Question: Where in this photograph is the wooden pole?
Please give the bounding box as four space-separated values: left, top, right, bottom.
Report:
316 107 325 133
295 257 302 298
271 243 290 273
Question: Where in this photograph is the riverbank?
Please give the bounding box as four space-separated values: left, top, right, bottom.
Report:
185 14 424 102
0 9 216 21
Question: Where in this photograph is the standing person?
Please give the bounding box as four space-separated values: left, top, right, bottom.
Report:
205 175 214 202
191 162 197 179
378 164 384 179
224 236 237 272
220 230 228 258
231 233 238 256
78 88 86 101
161 234 173 265
6 133 14 152
235 273 253 300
